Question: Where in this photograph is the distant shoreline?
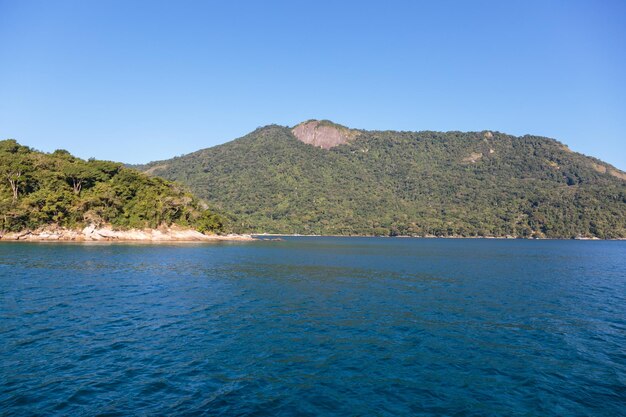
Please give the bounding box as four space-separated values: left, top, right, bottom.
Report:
254 233 622 241
0 225 254 243
1 228 621 243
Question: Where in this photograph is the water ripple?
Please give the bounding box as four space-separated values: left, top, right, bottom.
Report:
1 238 625 415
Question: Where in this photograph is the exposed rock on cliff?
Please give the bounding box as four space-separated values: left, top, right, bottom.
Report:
291 120 360 149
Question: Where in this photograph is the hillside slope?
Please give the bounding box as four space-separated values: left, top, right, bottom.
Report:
138 121 626 238
0 140 224 234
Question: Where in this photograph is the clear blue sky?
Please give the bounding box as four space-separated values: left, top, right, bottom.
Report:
1 0 625 168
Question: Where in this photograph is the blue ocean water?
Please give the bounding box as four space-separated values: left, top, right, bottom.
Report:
1 237 625 416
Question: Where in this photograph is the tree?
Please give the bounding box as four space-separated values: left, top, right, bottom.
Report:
1 159 31 203
0 139 32 203
62 161 106 195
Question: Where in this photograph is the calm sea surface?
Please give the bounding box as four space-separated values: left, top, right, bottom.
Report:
1 237 625 416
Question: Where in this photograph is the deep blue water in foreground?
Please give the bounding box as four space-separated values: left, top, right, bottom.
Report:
1 238 625 416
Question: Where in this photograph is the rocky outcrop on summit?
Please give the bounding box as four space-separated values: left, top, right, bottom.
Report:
292 120 360 149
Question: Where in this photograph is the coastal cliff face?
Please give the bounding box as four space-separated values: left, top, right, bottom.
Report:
291 120 360 149
0 225 253 242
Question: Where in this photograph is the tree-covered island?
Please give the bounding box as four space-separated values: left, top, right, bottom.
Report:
0 139 230 240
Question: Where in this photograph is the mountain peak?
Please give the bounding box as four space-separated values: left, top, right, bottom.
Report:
292 120 359 149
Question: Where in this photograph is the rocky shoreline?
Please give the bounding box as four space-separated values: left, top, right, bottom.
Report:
0 225 254 242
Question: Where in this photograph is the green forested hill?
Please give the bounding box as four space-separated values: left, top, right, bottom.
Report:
0 140 224 233
138 122 626 238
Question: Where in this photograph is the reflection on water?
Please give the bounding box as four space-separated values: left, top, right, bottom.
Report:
1 238 625 415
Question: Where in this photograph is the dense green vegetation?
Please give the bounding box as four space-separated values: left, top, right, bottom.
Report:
138 123 626 238
0 140 224 233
